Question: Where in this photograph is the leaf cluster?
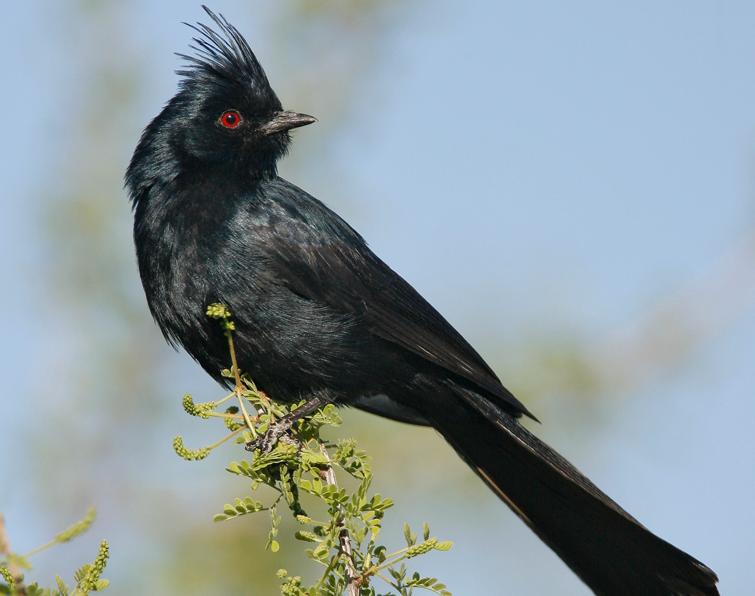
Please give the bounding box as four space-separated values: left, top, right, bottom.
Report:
172 305 454 595
0 509 109 596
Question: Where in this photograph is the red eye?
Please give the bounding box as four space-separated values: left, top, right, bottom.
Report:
219 110 242 129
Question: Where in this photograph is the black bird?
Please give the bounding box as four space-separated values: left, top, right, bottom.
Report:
126 8 719 595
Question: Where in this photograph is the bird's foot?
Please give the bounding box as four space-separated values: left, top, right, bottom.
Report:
246 417 296 453
244 394 330 453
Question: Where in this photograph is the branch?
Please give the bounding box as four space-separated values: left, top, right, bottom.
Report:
318 444 359 596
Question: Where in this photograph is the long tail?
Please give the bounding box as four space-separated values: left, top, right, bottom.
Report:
422 383 719 595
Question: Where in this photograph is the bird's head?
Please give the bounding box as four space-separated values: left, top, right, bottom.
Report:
126 6 314 202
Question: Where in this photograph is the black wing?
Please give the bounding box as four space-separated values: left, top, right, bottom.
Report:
254 179 533 419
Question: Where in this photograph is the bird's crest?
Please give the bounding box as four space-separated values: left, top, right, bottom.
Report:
176 5 274 97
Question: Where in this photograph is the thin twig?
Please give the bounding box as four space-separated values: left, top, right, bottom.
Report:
318 444 359 596
226 331 258 437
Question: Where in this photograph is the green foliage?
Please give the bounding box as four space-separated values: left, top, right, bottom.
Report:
53 509 96 545
72 540 110 594
0 510 109 595
173 305 454 595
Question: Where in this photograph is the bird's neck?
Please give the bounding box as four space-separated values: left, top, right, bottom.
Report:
135 168 268 235
132 171 266 322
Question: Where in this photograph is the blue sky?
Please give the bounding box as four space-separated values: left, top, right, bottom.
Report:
2 1 754 594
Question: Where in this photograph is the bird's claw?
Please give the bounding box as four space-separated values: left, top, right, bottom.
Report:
245 418 296 453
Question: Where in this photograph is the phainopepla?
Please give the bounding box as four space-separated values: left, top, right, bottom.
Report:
126 7 719 595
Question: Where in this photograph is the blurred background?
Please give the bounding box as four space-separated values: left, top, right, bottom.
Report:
2 1 754 594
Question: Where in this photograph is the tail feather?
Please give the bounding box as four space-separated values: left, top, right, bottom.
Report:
424 383 719 596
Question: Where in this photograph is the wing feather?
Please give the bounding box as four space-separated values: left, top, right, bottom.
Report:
253 179 533 418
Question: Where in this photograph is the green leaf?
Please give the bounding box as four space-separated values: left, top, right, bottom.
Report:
95 578 110 590
226 460 253 477
54 507 97 545
294 531 320 543
403 523 416 547
311 543 329 562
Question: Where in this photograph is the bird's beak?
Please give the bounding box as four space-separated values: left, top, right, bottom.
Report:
260 111 317 136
